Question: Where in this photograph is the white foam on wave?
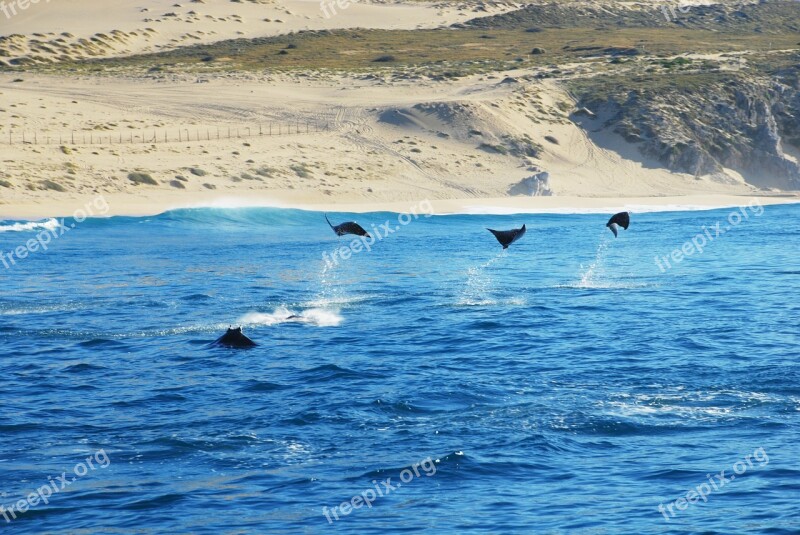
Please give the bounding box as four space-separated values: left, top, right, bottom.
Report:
0 303 82 316
603 401 733 419
557 281 652 291
455 296 527 307
451 199 800 216
157 197 291 213
303 295 370 308
239 306 343 327
600 389 784 420
0 218 59 233
143 323 234 337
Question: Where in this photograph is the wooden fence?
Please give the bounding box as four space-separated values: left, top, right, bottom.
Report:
4 121 329 146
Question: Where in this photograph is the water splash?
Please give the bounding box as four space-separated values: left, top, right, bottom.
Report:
457 252 508 306
578 236 610 288
239 307 342 327
312 257 349 310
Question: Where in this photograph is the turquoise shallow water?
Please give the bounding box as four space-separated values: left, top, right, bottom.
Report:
0 204 798 534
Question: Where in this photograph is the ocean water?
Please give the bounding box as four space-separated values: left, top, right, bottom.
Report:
0 203 798 534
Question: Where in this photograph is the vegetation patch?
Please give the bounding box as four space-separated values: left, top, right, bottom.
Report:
290 164 312 178
40 180 67 192
478 143 508 155
128 172 158 185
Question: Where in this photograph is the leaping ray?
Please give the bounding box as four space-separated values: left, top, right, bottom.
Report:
606 212 630 238
325 215 371 238
487 224 526 249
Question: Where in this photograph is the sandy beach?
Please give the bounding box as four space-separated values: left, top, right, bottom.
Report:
3 72 796 220
2 0 799 220
3 190 800 220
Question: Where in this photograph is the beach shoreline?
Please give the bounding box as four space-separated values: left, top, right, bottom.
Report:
2 192 798 220
4 71 793 223
3 3 800 224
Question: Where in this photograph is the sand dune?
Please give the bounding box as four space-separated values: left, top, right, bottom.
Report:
2 0 797 218
0 0 518 66
3 68 794 219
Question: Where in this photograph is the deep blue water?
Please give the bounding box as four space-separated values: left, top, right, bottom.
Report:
0 203 798 534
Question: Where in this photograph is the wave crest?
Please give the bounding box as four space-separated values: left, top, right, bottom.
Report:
0 218 59 233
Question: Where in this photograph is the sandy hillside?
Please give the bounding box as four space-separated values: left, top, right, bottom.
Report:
0 0 518 66
1 0 798 218
3 69 788 218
